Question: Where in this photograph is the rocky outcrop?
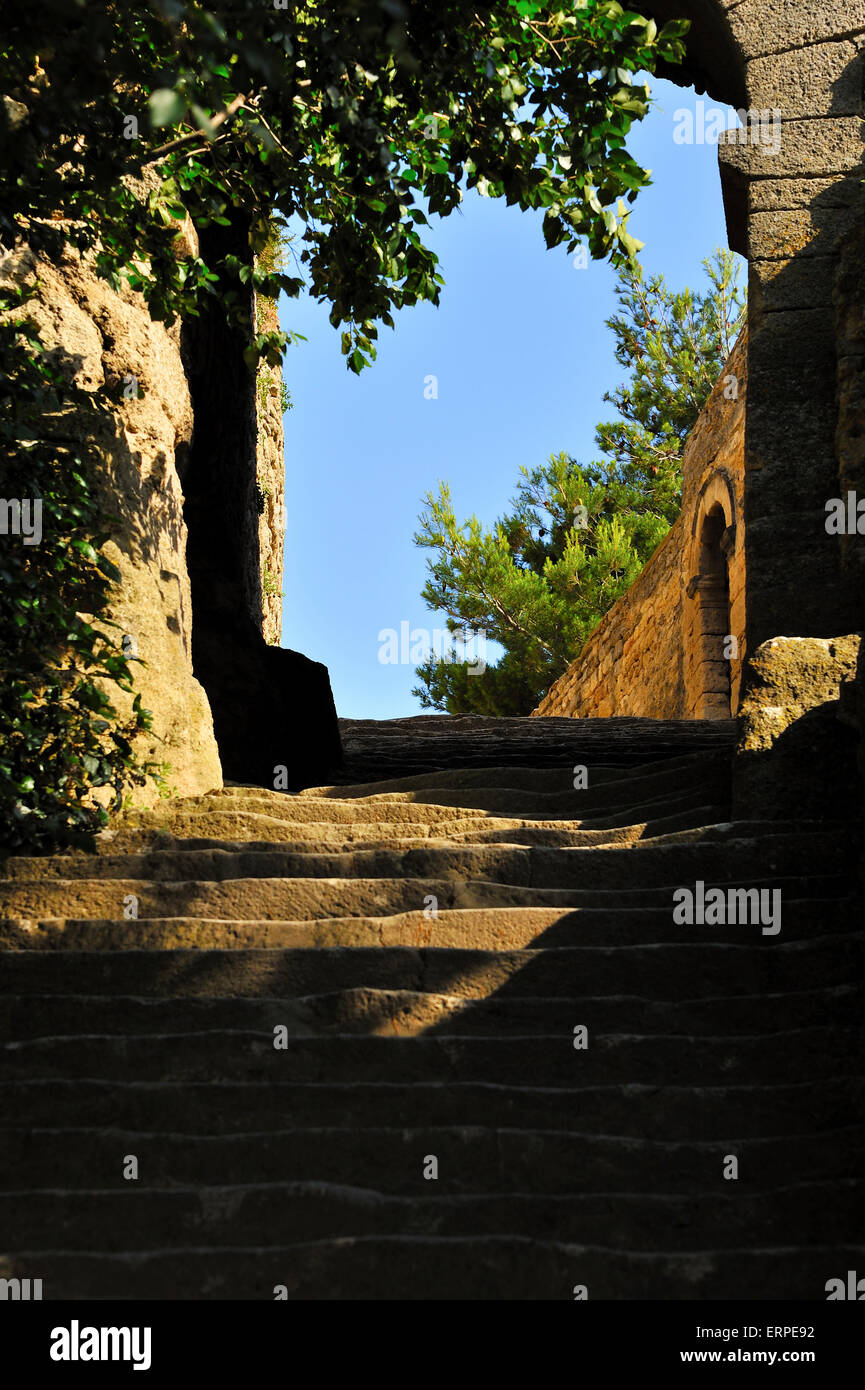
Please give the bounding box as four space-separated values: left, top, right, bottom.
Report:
3 197 342 810
734 634 863 820
255 292 287 648
1 237 222 804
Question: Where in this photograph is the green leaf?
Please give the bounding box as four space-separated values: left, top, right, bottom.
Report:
148 88 185 129
542 214 563 249
660 18 691 40
97 556 122 583
189 104 217 140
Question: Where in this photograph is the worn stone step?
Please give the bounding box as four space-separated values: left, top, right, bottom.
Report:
1 1237 857 1300
0 898 849 953
298 774 731 814
207 756 731 814
185 751 731 804
576 796 730 832
2 1179 860 1253
196 784 729 828
0 871 846 922
187 750 728 797
3 832 850 893
324 744 734 786
95 812 720 854
335 714 737 779
170 798 508 826
1 936 861 999
305 748 733 795
95 814 806 859
3 981 860 1040
300 784 729 818
96 819 650 855
4 1025 862 1087
3 1123 862 1194
3 1079 859 1140
0 705 857 1302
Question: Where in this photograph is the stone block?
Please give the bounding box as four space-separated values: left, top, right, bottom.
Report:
749 205 862 261
696 658 733 694
719 116 865 179
748 40 864 118
729 2 865 60
748 175 865 214
744 309 838 513
734 634 863 818
744 515 861 642
834 219 865 356
750 255 836 314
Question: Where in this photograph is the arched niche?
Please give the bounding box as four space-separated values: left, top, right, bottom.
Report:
684 472 742 717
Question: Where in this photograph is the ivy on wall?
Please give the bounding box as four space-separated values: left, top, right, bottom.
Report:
0 282 156 849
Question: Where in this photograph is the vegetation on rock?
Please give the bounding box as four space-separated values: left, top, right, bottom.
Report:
0 282 156 849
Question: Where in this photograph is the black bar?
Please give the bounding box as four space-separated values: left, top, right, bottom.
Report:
2 1299 862 1377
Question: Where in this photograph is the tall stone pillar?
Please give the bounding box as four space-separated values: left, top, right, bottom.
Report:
716 5 865 644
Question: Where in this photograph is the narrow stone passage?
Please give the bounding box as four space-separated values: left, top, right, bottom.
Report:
1 717 863 1299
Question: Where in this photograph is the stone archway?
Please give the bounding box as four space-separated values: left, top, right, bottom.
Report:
684 472 742 717
689 503 732 716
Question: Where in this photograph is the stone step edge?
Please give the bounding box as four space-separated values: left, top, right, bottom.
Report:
1 929 861 956
5 1240 860 1262
9 874 849 893
7 1023 864 1045
81 818 850 857
5 1121 864 1145
4 981 860 1007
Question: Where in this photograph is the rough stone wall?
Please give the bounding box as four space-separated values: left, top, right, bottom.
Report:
834 217 865 608
2 237 223 805
680 332 748 716
534 521 685 718
254 291 286 647
534 333 747 720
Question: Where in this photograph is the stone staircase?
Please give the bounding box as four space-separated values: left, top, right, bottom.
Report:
1 716 863 1299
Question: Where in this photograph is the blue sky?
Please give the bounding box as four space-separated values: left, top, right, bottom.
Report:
278 79 745 718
